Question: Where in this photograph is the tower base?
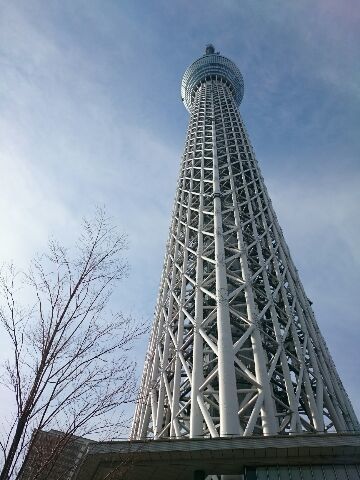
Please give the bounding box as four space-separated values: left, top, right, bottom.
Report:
19 431 360 479
73 433 360 479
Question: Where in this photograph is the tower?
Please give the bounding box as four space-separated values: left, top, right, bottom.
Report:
131 45 359 441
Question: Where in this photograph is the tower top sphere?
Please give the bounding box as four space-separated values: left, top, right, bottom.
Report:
181 45 244 112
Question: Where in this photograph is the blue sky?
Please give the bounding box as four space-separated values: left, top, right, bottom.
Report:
1 0 360 431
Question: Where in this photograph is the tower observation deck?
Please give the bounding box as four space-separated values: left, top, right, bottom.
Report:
131 45 359 442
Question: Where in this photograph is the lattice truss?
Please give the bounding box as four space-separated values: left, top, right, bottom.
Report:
131 79 359 440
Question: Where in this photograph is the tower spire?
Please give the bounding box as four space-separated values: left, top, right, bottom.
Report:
205 43 215 55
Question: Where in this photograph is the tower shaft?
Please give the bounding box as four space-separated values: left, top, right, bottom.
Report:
131 50 359 441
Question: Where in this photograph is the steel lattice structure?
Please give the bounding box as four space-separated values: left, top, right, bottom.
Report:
131 46 359 440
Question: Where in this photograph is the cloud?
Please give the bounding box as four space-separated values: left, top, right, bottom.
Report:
268 170 360 265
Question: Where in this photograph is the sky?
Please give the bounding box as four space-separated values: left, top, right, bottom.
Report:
0 0 360 433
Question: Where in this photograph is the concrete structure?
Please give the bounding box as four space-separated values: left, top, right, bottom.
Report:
131 45 359 442
74 433 360 479
20 431 360 479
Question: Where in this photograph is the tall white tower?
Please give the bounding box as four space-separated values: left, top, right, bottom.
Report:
131 45 359 440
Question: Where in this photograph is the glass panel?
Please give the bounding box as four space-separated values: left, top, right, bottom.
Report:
278 466 290 480
332 465 348 480
299 467 313 480
287 466 302 480
253 467 267 480
267 467 279 480
321 465 336 480
344 465 360 479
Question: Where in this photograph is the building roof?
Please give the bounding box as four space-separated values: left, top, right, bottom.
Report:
74 433 360 480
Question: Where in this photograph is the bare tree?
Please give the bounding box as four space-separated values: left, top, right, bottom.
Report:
0 209 143 479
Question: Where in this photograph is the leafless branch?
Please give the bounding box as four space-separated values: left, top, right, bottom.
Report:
0 208 144 479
